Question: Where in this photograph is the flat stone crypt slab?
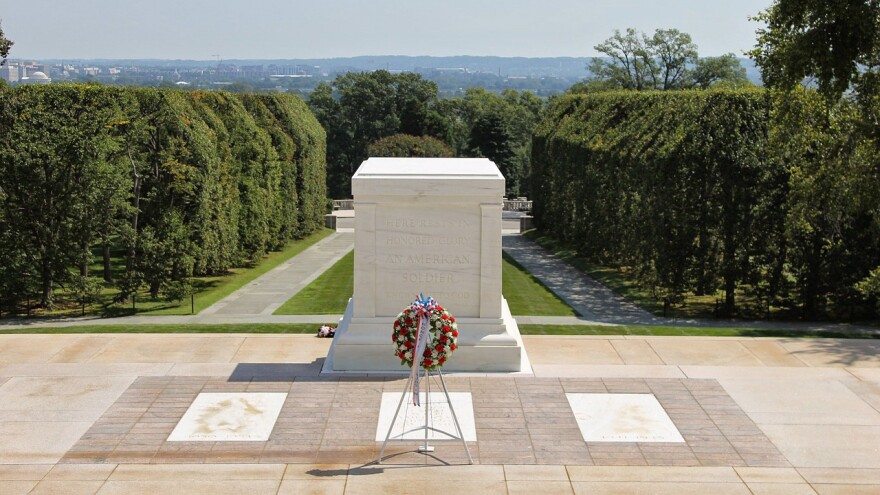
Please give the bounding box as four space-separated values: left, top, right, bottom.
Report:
325 157 528 372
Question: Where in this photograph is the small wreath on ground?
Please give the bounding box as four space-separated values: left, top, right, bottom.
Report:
392 302 458 371
316 324 335 338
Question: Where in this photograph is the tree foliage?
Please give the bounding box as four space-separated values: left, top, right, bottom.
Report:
309 72 543 197
0 19 12 66
368 134 453 157
750 0 880 317
308 71 438 198
750 0 880 100
589 28 696 90
0 85 326 310
692 54 750 89
588 28 749 91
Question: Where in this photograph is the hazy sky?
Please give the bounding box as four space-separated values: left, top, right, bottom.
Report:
3 0 772 60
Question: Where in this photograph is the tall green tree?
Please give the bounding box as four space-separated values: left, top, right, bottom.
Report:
309 71 440 198
752 0 880 317
0 85 325 313
308 72 543 198
0 19 12 66
0 85 125 307
692 54 751 89
368 134 453 157
468 112 518 187
750 0 880 100
589 28 697 90
457 88 543 195
588 28 748 91
308 82 351 199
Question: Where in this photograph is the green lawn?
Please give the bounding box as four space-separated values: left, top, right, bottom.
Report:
502 252 578 316
149 228 336 315
272 250 578 316
0 323 320 334
2 322 874 339
519 324 879 339
522 230 667 314
522 230 873 322
8 228 335 319
274 250 354 314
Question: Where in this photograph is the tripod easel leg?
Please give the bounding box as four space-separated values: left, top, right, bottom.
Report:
437 370 473 464
376 368 473 465
377 372 414 464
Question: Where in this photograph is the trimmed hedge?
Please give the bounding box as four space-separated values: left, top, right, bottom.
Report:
0 84 326 306
531 89 879 318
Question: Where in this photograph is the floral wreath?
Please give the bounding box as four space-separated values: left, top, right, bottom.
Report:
316 324 335 338
392 296 458 371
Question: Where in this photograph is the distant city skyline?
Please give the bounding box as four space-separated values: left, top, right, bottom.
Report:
3 0 771 60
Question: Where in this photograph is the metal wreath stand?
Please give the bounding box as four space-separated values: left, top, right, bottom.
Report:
377 295 473 464
377 366 473 464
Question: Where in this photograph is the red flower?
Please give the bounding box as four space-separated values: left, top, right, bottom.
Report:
435 344 443 352
451 343 457 350
423 359 433 367
404 341 413 349
450 317 455 322
398 352 405 359
441 313 448 320
452 330 458 337
439 335 448 343
424 348 432 357
438 357 446 364
393 320 400 329
405 317 413 326
399 328 408 335
442 325 450 332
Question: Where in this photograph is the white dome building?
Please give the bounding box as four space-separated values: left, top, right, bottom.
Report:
21 71 51 84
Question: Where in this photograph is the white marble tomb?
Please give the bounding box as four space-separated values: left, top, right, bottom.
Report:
324 157 529 372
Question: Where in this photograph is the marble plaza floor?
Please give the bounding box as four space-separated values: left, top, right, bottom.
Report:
1 333 879 494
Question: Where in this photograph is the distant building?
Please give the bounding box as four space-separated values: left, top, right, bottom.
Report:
0 64 18 83
20 71 51 84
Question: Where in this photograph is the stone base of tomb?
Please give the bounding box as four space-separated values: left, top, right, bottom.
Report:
323 298 531 374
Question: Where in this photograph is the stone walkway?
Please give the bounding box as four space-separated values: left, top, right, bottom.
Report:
1 333 879 493
201 232 354 316
501 235 656 324
61 376 786 468
502 234 880 335
0 231 354 330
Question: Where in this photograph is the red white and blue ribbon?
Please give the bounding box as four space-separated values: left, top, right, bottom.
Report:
410 293 437 406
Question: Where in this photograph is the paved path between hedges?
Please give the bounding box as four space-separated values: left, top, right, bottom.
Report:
502 234 880 335
199 231 353 316
0 231 880 335
2 231 878 335
0 232 353 330
501 234 656 323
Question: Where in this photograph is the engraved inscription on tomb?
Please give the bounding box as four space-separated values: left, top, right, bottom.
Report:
375 206 481 316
